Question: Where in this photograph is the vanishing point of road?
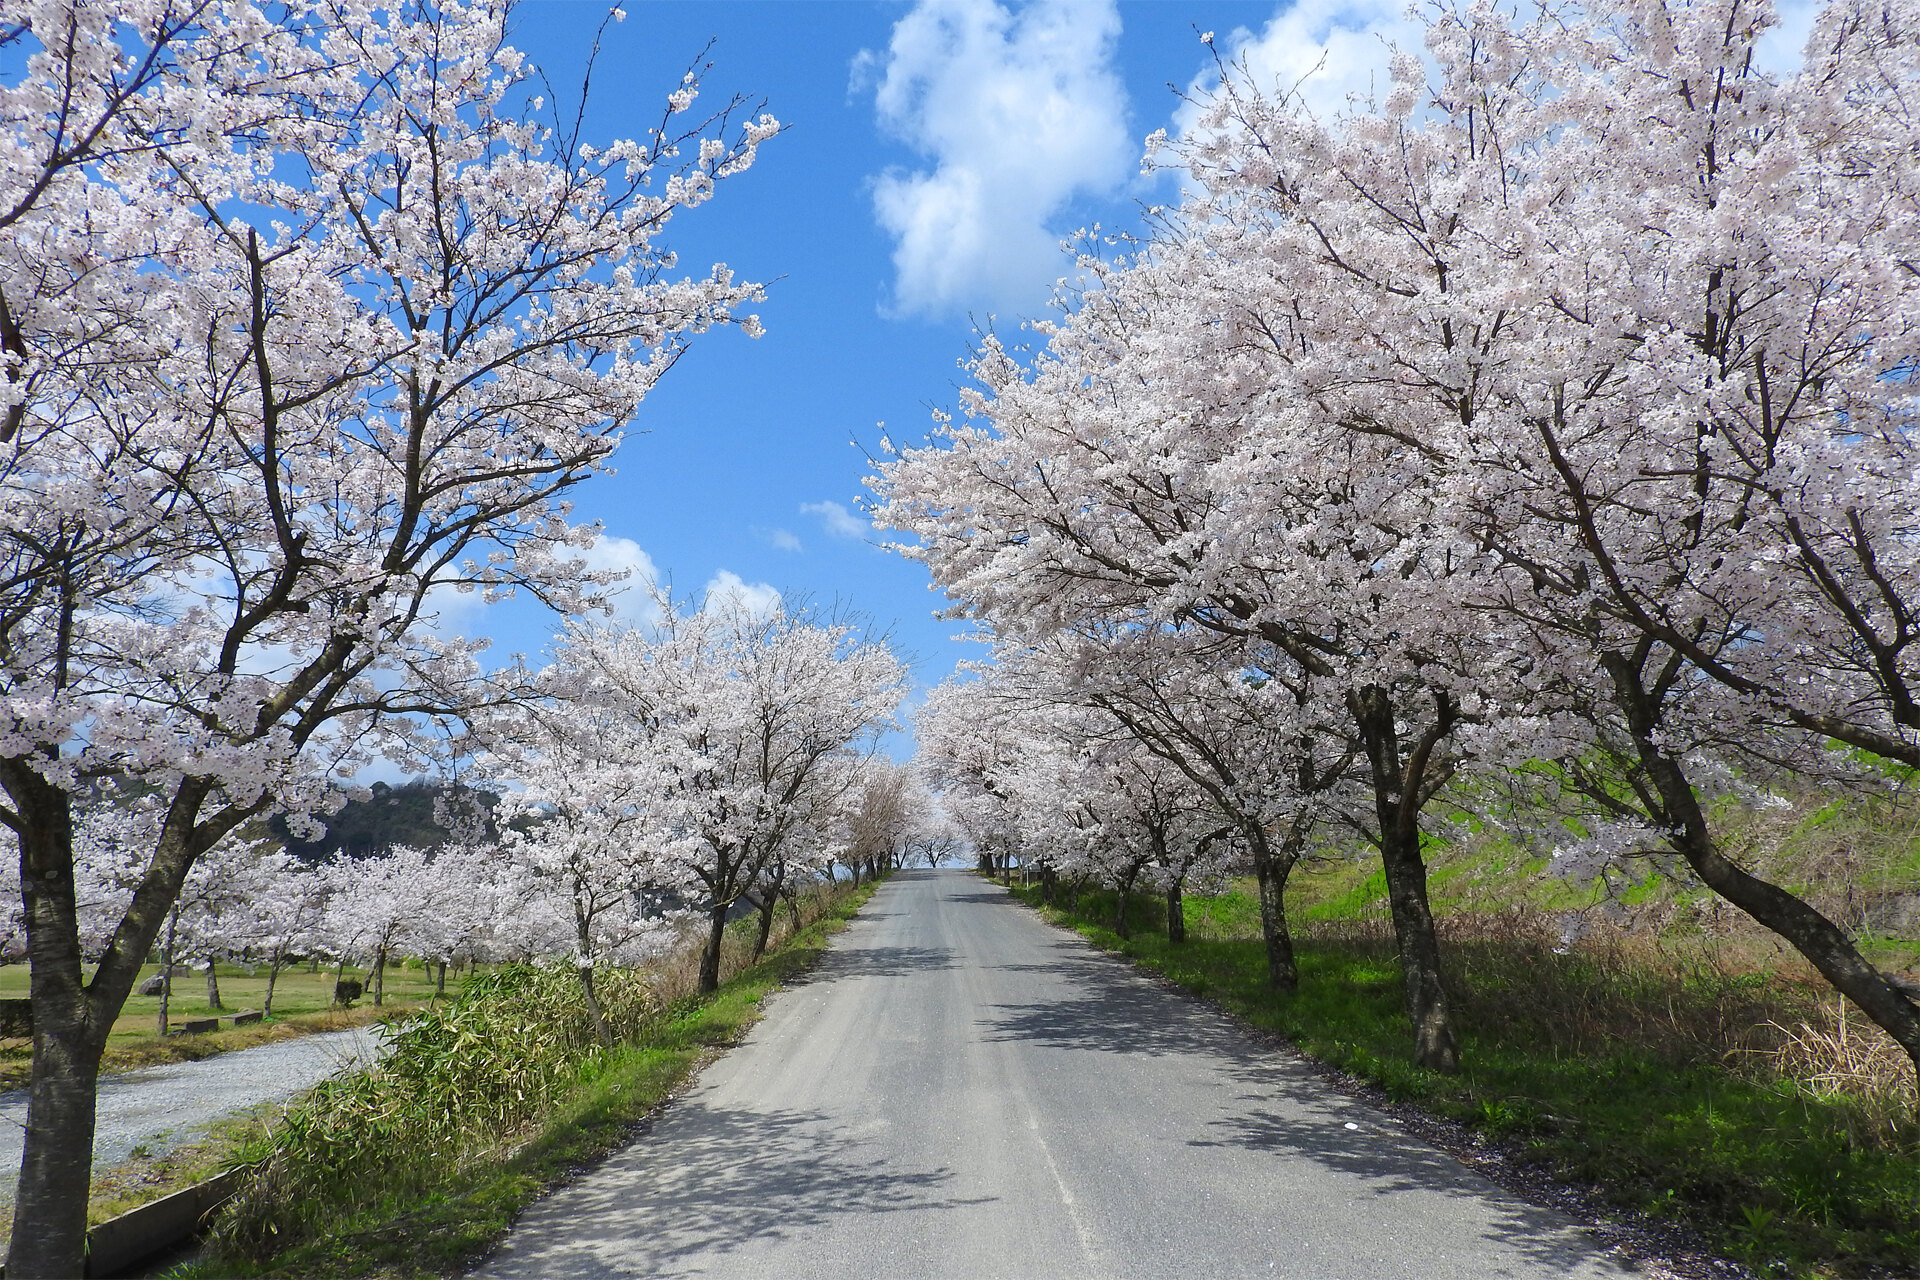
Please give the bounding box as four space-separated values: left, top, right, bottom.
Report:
479 869 1628 1280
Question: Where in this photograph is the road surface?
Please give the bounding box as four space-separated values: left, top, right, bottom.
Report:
0 1023 383 1201
480 869 1626 1280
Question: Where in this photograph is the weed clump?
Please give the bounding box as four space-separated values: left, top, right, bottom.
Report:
214 964 662 1261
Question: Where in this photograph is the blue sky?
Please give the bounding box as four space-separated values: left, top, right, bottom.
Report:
453 0 1264 714
464 0 1822 751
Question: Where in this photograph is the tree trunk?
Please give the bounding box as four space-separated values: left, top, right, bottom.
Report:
1040 866 1056 906
699 900 727 994
1167 880 1186 944
1350 684 1460 1073
204 955 223 1011
1604 652 1920 1083
577 963 613 1047
2 752 217 1279
264 958 283 1017
371 946 386 1006
1248 827 1298 993
1378 815 1457 1072
157 909 180 1036
752 894 775 962
5 776 98 1279
11 1038 99 1279
436 960 447 997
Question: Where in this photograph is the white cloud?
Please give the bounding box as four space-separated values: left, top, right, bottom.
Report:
860 0 1131 318
769 528 804 552
702 570 782 620
1185 0 1823 140
575 533 664 629
800 499 869 541
1179 0 1424 134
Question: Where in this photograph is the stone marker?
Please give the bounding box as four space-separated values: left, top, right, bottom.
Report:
136 966 190 997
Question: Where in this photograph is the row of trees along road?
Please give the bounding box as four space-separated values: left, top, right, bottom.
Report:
878 0 1920 1083
479 598 908 1024
4 621 912 1037
0 2 783 1274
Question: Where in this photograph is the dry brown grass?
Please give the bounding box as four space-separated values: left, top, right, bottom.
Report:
647 894 845 1007
1756 997 1920 1150
1301 906 1920 1151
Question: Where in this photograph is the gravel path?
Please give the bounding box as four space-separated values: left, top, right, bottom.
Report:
480 869 1629 1280
0 1024 386 1200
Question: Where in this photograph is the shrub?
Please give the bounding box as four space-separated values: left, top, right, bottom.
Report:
215 964 660 1260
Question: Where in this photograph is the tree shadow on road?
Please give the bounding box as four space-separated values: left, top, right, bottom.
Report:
941 889 1024 906
978 940 1276 1068
1191 1106 1619 1275
796 944 960 982
479 1104 991 1279
977 942 1622 1276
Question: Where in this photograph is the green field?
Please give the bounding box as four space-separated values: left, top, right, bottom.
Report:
0 961 464 1088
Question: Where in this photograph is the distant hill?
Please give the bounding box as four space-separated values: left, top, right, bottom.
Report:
270 781 499 863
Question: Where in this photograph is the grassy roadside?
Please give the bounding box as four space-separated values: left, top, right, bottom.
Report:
1006 877 1919 1279
168 878 881 1280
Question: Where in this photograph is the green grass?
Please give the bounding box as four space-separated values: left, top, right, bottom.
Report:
170 879 881 1280
1012 878 1920 1279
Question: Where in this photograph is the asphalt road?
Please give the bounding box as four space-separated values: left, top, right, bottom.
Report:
0 1023 383 1201
479 870 1626 1280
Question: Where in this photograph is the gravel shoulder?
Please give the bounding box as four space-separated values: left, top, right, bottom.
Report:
0 1024 385 1202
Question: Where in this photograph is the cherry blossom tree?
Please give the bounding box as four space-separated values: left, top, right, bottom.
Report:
225 850 326 1017
0 3 776 1269
483 659 690 1043
903 815 964 870
315 846 441 1007
1003 711 1220 941
530 600 906 993
840 757 922 884
876 0 1920 1082
874 224 1491 1070
1161 0 1920 1077
744 754 856 958
915 671 1037 881
150 833 282 1027
999 627 1358 982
